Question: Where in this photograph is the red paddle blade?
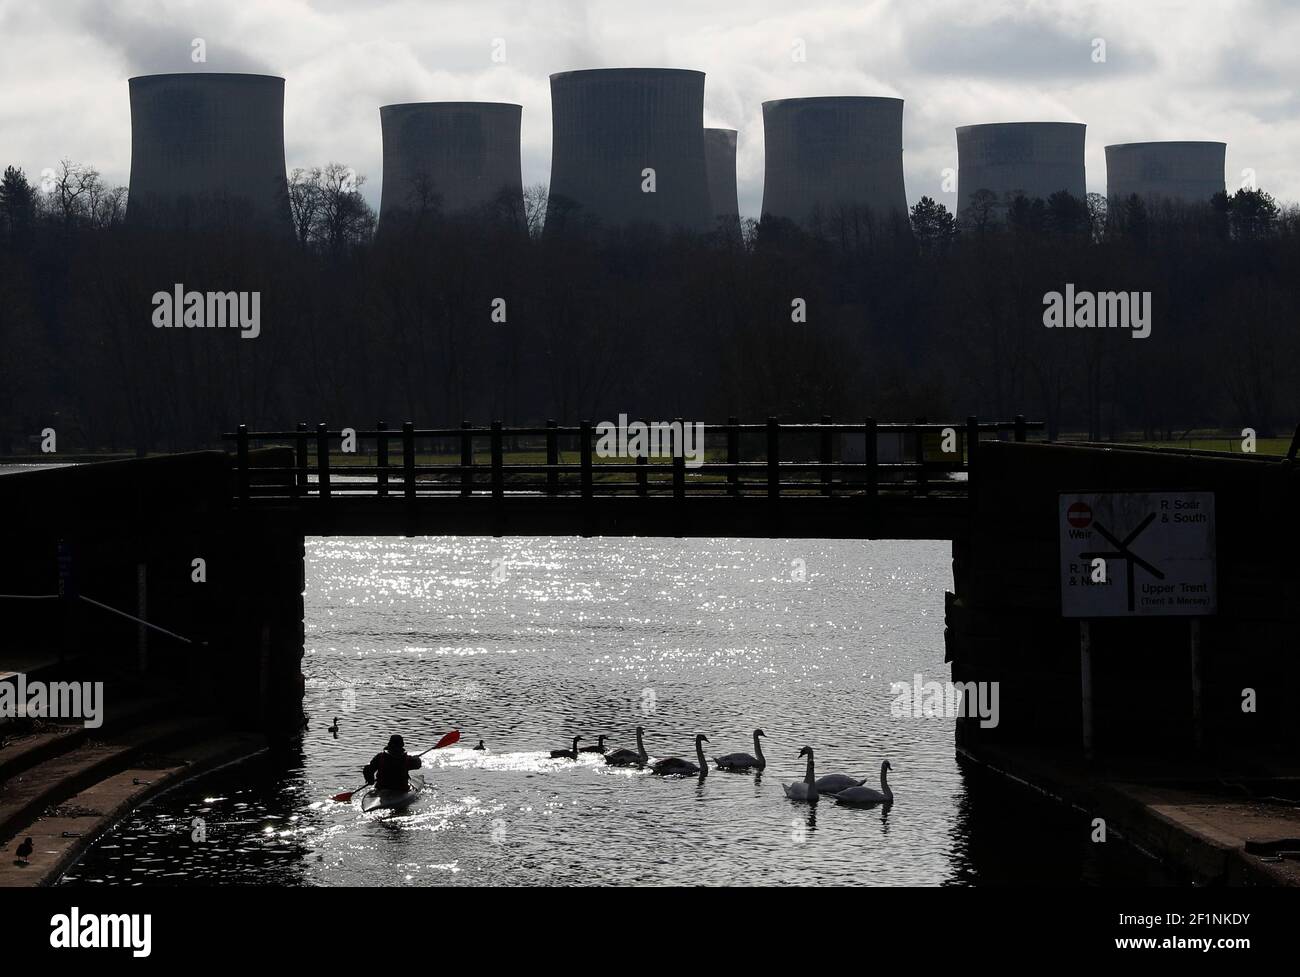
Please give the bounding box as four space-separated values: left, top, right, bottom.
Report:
434 729 460 749
332 789 358 802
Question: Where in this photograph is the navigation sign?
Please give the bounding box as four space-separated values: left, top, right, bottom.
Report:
1059 492 1216 617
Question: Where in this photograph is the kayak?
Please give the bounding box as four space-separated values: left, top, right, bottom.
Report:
359 773 424 813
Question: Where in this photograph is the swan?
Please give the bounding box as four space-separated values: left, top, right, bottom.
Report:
579 735 608 754
651 734 709 776
473 739 486 751
815 773 867 794
604 726 648 766
832 761 893 805
713 728 766 771
550 735 583 759
325 717 339 736
783 747 819 802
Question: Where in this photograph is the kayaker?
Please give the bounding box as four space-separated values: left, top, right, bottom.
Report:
362 735 422 791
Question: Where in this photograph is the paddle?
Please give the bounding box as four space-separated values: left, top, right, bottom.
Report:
331 729 460 802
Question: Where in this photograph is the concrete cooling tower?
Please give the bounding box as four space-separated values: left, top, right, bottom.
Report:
127 72 291 232
956 122 1086 220
545 68 711 233
704 127 740 227
1105 141 1226 205
378 102 524 227
759 97 908 228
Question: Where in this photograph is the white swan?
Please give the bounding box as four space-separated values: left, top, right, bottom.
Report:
782 746 819 802
604 726 648 766
713 728 766 771
651 734 709 776
832 761 893 805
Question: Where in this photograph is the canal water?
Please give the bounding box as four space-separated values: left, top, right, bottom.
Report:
62 537 1170 886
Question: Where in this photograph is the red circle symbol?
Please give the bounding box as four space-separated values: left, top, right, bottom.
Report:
1067 501 1092 528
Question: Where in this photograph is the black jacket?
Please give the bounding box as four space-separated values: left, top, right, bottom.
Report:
362 748 421 790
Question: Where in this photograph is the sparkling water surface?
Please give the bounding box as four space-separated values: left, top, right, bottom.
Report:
62 537 1169 886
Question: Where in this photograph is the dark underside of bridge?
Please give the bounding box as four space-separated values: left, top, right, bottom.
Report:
241 492 969 540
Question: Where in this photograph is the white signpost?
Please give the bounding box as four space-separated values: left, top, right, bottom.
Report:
1059 491 1216 618
1058 491 1217 758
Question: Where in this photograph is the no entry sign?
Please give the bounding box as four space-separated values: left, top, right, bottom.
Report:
1059 491 1216 617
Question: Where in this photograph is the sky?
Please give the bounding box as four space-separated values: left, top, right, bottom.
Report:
2 0 1298 218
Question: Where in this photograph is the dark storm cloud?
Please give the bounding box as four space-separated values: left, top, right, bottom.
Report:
74 1 273 75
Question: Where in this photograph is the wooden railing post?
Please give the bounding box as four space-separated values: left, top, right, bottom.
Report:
1014 413 1027 443
864 418 878 499
966 416 980 491
402 422 415 501
491 421 504 500
767 418 780 500
316 422 331 500
580 421 593 501
820 414 833 497
914 417 928 496
673 418 686 501
636 450 648 497
726 415 739 497
460 421 474 498
236 424 249 502
545 420 558 495
376 420 388 497
295 422 308 499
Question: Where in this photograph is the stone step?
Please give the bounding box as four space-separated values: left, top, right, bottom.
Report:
0 730 265 887
0 714 226 845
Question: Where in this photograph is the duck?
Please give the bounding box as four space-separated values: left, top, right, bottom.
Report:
783 747 819 802
14 837 33 864
579 735 608 754
549 735 583 759
651 734 709 777
815 772 867 794
604 726 648 767
473 739 486 751
713 728 767 771
831 761 893 806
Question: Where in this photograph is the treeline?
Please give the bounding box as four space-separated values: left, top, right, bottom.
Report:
1 159 1298 454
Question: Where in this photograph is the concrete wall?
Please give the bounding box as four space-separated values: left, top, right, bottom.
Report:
0 453 304 733
378 101 524 228
947 443 1300 757
761 96 908 228
1106 141 1226 205
127 73 292 233
546 68 711 233
956 122 1086 220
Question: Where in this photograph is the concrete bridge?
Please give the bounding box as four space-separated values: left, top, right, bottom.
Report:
227 417 1039 539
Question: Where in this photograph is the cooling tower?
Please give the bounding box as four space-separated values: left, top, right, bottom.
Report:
956 122 1086 220
759 97 908 227
704 127 740 227
378 102 524 227
1105 141 1226 205
126 72 291 232
545 68 711 233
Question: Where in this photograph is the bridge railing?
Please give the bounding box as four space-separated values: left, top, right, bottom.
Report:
222 417 1044 504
